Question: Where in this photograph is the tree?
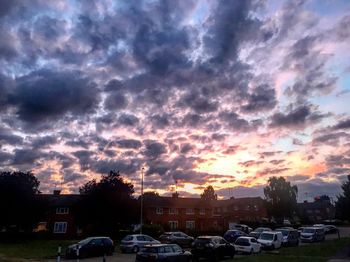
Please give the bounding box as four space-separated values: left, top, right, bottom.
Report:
0 171 45 232
77 170 138 235
201 185 217 201
264 176 298 221
335 175 350 221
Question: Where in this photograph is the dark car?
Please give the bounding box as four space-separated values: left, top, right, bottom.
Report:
324 225 338 234
191 236 235 261
223 230 247 243
159 232 194 247
275 228 299 246
66 237 114 258
248 227 272 239
135 244 192 262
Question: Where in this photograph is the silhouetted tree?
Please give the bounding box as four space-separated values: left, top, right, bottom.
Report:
264 176 298 221
141 191 160 201
314 195 331 202
201 185 217 201
0 171 45 232
77 170 137 235
336 175 350 220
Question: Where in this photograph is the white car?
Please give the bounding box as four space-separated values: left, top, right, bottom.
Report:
234 237 261 254
120 234 160 253
257 231 283 250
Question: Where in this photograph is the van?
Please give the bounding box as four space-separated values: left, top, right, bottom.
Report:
275 228 299 246
300 227 325 242
257 231 283 250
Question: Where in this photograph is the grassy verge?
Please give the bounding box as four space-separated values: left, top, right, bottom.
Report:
232 238 350 262
0 239 76 260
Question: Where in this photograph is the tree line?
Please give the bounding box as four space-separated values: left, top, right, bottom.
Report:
0 170 349 236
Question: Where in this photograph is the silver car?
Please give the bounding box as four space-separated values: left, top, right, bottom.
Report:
120 234 160 253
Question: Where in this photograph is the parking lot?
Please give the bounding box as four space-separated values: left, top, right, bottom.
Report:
57 227 350 262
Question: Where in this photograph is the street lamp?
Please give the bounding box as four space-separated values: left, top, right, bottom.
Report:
140 167 145 234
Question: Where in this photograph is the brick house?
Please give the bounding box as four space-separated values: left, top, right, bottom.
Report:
297 199 335 223
35 190 81 237
143 194 267 233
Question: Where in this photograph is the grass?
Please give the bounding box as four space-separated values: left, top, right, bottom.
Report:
231 238 350 262
0 239 76 260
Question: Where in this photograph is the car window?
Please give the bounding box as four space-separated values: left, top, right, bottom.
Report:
123 236 133 241
145 236 155 241
102 238 112 245
250 238 257 243
219 238 227 244
90 239 103 245
158 247 165 253
172 245 182 253
164 246 173 253
137 236 145 241
174 233 182 237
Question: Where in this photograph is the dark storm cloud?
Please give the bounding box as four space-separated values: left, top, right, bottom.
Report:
270 105 326 128
143 140 167 159
118 113 139 126
91 158 141 175
218 111 258 132
332 118 350 130
116 139 142 149
104 92 128 111
0 127 23 145
180 143 194 155
9 69 100 124
65 138 91 149
178 90 218 114
203 0 262 64
312 132 350 146
12 148 44 165
72 150 95 171
31 135 57 148
241 84 277 112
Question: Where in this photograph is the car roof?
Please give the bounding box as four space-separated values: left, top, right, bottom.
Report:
197 236 221 239
143 244 176 248
236 236 255 240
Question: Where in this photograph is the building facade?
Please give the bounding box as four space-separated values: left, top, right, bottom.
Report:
144 195 267 233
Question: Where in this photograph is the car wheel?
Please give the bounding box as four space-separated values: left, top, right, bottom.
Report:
132 246 139 253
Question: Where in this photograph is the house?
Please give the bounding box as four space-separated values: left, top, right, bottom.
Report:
297 199 335 223
35 190 81 237
143 194 267 233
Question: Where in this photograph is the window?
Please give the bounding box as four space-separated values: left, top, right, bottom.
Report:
200 208 205 215
53 222 67 233
156 207 163 215
172 245 182 253
164 246 173 253
137 236 145 241
186 221 195 230
34 222 47 232
245 205 250 211
168 221 178 230
169 208 178 215
186 208 194 215
254 205 259 211
56 207 69 214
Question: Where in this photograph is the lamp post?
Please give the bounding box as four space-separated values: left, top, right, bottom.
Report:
140 167 144 234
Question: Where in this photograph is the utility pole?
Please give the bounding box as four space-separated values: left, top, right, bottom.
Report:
140 167 144 234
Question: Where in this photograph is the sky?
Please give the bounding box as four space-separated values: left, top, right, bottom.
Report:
0 0 350 201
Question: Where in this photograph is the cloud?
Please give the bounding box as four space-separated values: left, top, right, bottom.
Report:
270 105 326 129
9 69 100 125
332 118 350 130
143 140 167 159
116 139 142 149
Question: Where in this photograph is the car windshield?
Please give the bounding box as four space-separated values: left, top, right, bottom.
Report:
235 238 250 246
225 230 239 235
303 228 316 234
276 229 289 236
259 233 273 240
255 228 269 233
78 238 93 245
122 236 133 241
195 238 211 244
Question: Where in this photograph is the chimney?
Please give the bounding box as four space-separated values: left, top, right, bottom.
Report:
53 190 61 196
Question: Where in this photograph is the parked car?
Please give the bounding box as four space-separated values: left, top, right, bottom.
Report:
159 232 194 247
234 237 261 254
275 228 299 246
223 229 247 243
300 227 325 242
257 231 283 250
230 223 253 234
191 236 235 261
135 244 192 262
324 225 338 234
297 227 305 236
249 227 272 239
66 237 114 258
120 234 160 253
